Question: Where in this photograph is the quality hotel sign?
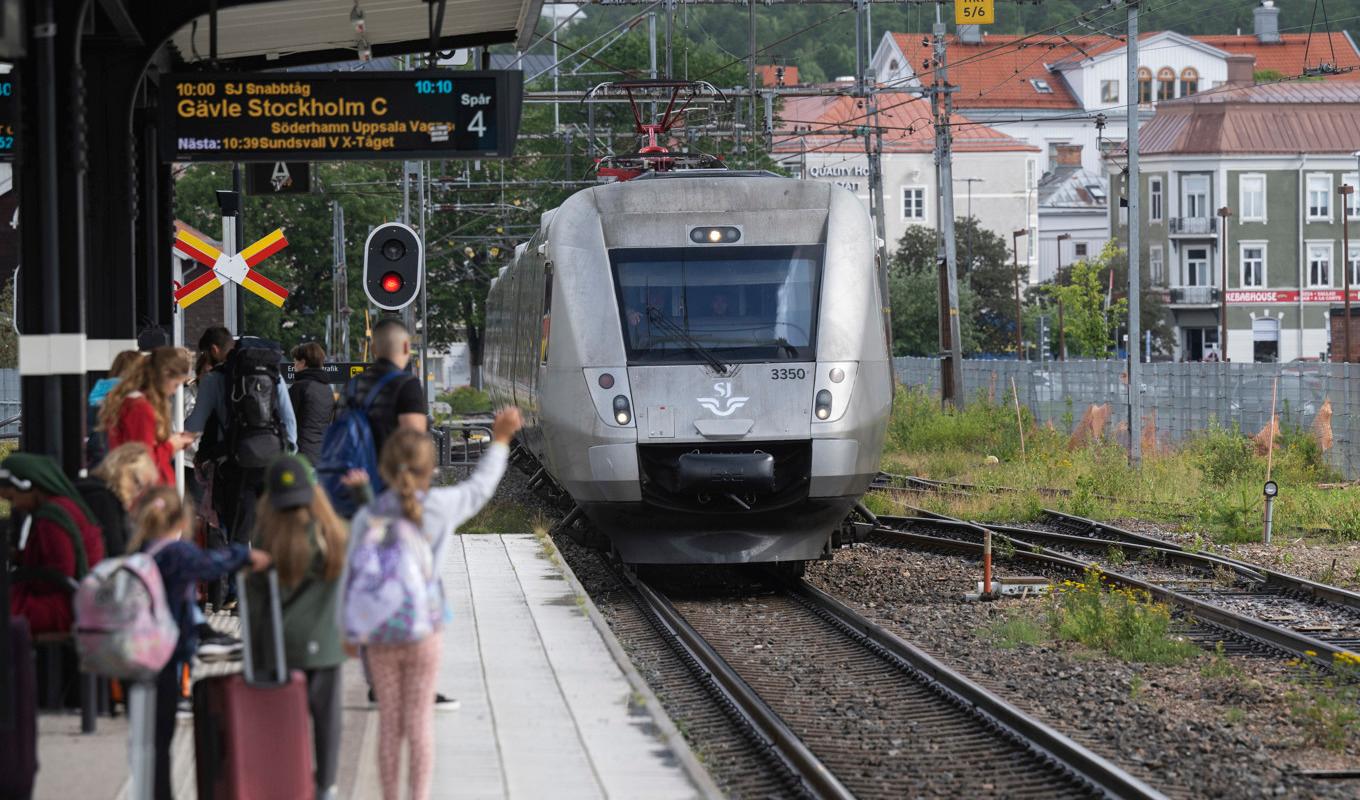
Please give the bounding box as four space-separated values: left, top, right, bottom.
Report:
160 71 522 162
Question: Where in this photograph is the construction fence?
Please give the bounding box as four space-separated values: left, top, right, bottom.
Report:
893 357 1360 478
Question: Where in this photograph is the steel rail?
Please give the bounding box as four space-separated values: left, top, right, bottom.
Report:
629 575 855 800
788 580 1166 800
1040 509 1360 612
862 519 1353 670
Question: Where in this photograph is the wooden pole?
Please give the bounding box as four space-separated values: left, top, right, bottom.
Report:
1218 206 1233 362
1011 375 1026 459
1266 376 1278 482
1341 185 1354 362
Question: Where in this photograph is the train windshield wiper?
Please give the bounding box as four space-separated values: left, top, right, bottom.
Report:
646 306 729 375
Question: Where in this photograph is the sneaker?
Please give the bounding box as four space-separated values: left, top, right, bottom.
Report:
434 693 459 711
197 627 243 662
176 698 193 720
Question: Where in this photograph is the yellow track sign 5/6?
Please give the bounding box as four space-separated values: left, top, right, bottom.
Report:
957 0 995 25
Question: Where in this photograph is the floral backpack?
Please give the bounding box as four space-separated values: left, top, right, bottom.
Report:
73 549 179 681
343 512 443 646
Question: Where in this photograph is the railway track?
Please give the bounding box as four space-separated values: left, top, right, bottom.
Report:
860 512 1360 670
613 560 1164 799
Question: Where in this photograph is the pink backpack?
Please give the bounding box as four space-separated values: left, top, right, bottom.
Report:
73 552 179 680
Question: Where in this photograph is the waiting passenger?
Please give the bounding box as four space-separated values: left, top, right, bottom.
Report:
130 487 270 800
100 346 197 486
709 291 732 318
340 408 522 800
80 442 160 559
250 454 349 800
1 453 105 635
290 342 336 464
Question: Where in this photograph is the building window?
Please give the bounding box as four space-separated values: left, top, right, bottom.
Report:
1137 67 1153 104
1101 80 1119 103
1030 79 1054 94
1179 67 1199 96
1240 243 1265 288
1184 247 1210 286
1349 243 1360 287
1346 172 1360 219
902 186 926 222
1308 242 1332 287
1150 245 1164 285
1239 174 1266 222
1182 174 1209 219
1307 174 1332 220
1149 177 1164 222
1074 242 1088 258
1156 67 1175 101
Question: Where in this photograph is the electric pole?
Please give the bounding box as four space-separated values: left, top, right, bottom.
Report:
1126 0 1143 464
933 6 964 408
855 0 890 340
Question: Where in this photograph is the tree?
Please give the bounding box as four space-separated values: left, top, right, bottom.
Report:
889 267 979 356
1047 242 1128 358
891 217 1023 354
1052 241 1172 356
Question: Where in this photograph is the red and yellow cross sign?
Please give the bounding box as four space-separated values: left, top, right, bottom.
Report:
173 227 291 309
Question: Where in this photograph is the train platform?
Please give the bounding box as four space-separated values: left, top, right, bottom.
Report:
32 533 717 800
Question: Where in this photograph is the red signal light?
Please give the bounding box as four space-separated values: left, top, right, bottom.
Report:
381 272 403 293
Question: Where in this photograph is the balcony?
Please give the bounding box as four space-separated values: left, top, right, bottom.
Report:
1169 286 1220 306
1168 217 1217 236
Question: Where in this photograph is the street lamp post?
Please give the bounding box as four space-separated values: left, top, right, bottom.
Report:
1341 184 1355 363
1056 233 1072 361
1013 228 1029 360
1217 206 1233 362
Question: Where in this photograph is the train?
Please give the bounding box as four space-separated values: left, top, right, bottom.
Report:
483 169 893 567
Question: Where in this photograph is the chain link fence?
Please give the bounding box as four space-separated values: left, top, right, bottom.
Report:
894 357 1360 478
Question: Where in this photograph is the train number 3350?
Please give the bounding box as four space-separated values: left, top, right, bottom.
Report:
770 368 807 380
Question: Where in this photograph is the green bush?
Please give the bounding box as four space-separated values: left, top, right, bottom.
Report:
887 385 1028 459
1049 567 1197 664
1190 423 1256 486
437 386 492 416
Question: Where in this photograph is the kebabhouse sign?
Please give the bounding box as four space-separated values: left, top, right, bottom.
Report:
160 71 522 162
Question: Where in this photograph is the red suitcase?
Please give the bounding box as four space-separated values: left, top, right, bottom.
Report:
194 570 313 800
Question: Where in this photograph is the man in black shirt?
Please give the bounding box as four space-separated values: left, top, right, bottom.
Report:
349 318 428 453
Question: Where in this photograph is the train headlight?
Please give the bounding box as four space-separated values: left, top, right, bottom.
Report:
689 226 742 244
613 395 632 425
814 389 833 420
829 367 846 384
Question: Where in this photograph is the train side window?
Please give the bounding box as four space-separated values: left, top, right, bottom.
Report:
540 266 553 364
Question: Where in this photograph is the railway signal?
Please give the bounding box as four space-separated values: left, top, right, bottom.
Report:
363 222 422 311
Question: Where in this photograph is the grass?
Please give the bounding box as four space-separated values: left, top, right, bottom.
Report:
986 614 1046 649
460 500 549 534
1286 652 1360 752
1048 567 1198 665
881 385 1360 544
435 386 492 419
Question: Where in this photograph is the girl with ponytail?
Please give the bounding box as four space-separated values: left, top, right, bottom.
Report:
339 407 521 800
100 346 197 485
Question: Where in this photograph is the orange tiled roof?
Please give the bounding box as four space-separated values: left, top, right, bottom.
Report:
755 64 800 87
1196 33 1360 79
772 93 1039 154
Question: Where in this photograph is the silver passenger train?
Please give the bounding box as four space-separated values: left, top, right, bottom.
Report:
484 170 893 566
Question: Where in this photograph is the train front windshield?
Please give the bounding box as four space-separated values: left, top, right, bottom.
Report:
611 245 822 364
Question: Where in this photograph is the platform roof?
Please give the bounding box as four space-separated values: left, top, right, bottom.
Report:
168 0 543 69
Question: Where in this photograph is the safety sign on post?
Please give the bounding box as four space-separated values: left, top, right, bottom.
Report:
956 0 995 25
173 227 291 309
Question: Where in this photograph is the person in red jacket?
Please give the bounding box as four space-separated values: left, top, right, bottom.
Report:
0 452 105 635
99 346 196 485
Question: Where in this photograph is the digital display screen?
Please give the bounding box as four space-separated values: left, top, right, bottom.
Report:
160 70 521 162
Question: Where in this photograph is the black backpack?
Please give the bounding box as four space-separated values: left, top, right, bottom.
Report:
224 337 285 469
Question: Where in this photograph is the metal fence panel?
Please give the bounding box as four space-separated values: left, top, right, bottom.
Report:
894 358 1360 478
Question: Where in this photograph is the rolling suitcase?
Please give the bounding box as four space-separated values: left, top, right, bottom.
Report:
193 569 313 800
1 518 37 800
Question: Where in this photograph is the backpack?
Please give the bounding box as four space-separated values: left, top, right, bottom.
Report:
341 512 443 646
225 337 285 468
73 552 179 681
317 370 404 518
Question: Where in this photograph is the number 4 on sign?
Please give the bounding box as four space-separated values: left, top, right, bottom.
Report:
956 0 995 25
173 227 291 309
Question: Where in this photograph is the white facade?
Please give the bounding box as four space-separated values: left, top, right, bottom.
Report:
1037 210 1110 283
780 148 1040 276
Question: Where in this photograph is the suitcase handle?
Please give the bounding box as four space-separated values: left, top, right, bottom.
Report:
235 569 288 687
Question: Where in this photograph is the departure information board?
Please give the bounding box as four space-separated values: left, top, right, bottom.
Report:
160 71 522 163
0 71 16 162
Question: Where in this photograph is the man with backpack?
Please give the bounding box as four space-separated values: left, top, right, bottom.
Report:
185 327 298 560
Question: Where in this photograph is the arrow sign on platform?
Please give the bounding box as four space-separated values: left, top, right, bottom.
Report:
173 227 291 309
